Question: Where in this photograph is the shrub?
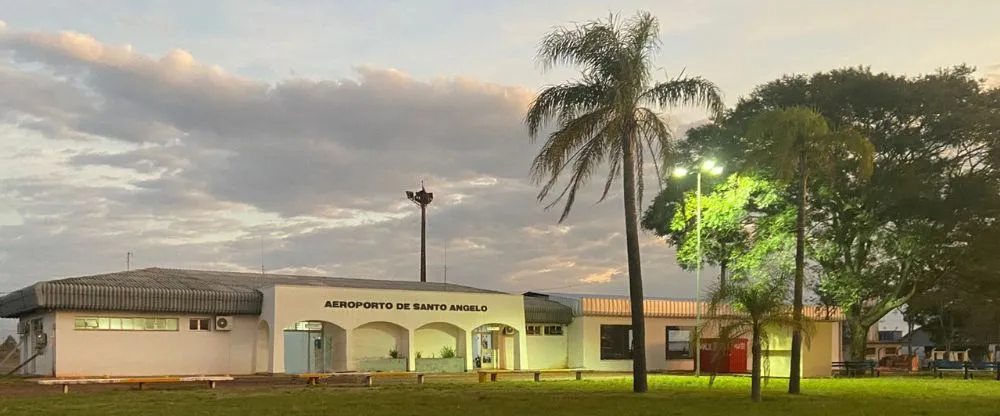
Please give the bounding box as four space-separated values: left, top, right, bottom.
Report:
439 346 456 359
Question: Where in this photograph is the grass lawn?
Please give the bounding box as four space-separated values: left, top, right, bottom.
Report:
1 375 997 416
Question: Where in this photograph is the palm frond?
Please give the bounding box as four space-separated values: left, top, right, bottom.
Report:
526 82 608 138
530 112 619 222
642 77 726 118
535 16 623 82
635 107 672 191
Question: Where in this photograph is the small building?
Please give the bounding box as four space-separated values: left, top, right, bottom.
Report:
524 293 843 378
0 268 842 378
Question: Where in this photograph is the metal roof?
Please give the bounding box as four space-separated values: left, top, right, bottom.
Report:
522 296 573 324
529 292 845 321
0 267 502 318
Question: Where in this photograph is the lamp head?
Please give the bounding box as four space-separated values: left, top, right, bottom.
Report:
701 159 717 171
672 166 689 178
405 191 415 200
710 166 724 175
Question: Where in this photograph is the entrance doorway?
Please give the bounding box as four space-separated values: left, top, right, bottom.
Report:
472 325 517 370
283 321 346 374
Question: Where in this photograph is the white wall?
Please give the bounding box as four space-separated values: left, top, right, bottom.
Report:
352 322 408 360
576 316 841 377
264 285 527 373
525 325 568 369
576 316 705 372
53 311 256 377
413 323 463 358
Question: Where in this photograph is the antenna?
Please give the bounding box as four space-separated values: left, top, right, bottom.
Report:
126 251 132 271
260 235 265 276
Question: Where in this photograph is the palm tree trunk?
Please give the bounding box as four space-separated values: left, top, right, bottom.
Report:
789 147 806 394
621 131 648 393
751 325 762 402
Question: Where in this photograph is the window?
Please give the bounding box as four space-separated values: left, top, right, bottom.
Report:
544 325 564 336
526 325 542 336
666 326 694 360
600 325 633 360
189 318 211 331
74 317 178 331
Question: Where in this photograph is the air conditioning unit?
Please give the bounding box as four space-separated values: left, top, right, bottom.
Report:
214 316 233 331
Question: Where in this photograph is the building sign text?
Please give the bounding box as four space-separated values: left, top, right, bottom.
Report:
323 300 488 312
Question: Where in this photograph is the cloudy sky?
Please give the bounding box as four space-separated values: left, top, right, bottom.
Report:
0 1 997 334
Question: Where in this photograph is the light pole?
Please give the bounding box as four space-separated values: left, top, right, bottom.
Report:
672 159 724 377
406 183 434 283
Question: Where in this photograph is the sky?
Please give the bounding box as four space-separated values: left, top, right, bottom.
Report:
0 0 998 335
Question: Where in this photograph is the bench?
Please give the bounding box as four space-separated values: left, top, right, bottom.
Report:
831 361 879 377
297 371 425 386
477 369 590 383
36 375 234 394
530 368 591 382
931 361 1000 380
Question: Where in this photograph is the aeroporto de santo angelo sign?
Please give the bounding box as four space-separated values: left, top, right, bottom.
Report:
323 300 489 312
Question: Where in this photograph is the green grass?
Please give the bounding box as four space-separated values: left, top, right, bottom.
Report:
1 375 998 415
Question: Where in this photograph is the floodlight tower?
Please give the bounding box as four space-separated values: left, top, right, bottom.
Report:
406 183 434 283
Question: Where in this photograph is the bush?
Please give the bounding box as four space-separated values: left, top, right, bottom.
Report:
439 346 456 359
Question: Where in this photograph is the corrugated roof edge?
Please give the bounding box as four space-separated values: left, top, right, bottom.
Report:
0 267 506 318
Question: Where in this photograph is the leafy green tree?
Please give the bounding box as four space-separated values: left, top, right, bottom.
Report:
524 11 724 393
642 171 792 286
743 106 874 394
704 254 812 402
731 65 1000 364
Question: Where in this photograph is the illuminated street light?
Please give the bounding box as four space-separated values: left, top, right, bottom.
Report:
670 159 725 377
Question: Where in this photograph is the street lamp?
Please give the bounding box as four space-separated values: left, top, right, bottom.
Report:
672 159 724 377
406 182 434 283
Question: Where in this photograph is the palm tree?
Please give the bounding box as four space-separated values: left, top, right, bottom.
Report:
744 106 874 394
525 11 724 393
703 257 812 402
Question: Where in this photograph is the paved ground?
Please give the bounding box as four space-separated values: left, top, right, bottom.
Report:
0 371 631 397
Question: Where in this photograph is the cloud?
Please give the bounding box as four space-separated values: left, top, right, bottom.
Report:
0 22 701 303
986 64 1000 88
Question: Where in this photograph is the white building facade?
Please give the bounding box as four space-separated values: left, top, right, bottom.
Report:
0 268 841 378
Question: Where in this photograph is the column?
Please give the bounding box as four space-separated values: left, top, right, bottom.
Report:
407 329 416 371
516 330 528 370
269 319 285 374
464 329 475 372
343 330 355 371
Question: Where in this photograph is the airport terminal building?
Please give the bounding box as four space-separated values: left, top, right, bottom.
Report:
0 268 843 378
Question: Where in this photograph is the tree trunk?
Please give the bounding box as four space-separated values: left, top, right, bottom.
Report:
850 322 869 361
621 131 648 393
751 325 762 402
789 147 806 394
906 315 915 357
719 258 728 289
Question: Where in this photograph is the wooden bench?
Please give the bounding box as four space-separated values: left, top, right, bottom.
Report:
530 368 591 382
477 369 590 383
297 371 424 386
831 361 879 377
365 371 425 386
36 375 234 394
477 369 513 383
